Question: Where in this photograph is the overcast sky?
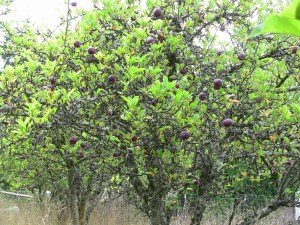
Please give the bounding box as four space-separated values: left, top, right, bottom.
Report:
3 0 93 29
0 0 94 68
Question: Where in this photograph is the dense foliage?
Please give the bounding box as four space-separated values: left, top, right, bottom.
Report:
0 0 299 225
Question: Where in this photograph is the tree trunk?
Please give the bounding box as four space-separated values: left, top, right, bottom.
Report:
78 197 87 225
69 187 79 225
189 150 215 225
190 197 206 225
149 212 170 225
148 199 171 225
68 169 80 225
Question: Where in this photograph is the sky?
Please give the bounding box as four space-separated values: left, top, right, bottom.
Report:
3 0 93 29
0 0 94 68
1 0 236 36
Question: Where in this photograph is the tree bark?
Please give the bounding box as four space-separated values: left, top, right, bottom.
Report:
78 198 87 225
189 152 215 225
69 188 79 225
68 169 79 225
190 197 206 225
237 199 293 225
148 199 171 225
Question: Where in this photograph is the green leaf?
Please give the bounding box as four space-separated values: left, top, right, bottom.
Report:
290 103 300 114
297 2 300 19
281 105 292 121
249 0 300 37
248 23 265 38
121 96 139 111
190 101 198 110
114 63 121 71
257 149 264 157
260 15 300 37
249 93 257 99
280 0 300 19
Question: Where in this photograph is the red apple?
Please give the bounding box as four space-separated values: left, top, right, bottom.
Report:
153 7 162 18
108 75 116 83
146 36 155 44
292 46 298 54
180 131 191 140
223 118 233 127
69 136 77 145
238 53 245 60
74 41 81 48
198 92 207 100
131 136 138 142
213 78 223 90
220 25 225 32
88 47 96 54
80 143 87 148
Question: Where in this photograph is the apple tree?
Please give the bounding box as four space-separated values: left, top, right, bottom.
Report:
0 3 120 225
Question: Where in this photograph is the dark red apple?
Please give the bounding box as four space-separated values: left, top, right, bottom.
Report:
146 36 155 44
194 180 200 186
71 2 77 7
238 53 245 60
69 136 77 145
151 99 158 106
113 152 120 157
213 78 223 90
179 68 187 75
80 143 87 148
88 47 96 54
175 83 180 89
153 7 162 18
108 75 116 83
179 131 191 140
131 136 138 142
74 41 81 48
292 46 298 54
217 51 223 56
49 77 56 84
286 160 292 167
223 118 233 127
198 92 207 100
220 25 225 32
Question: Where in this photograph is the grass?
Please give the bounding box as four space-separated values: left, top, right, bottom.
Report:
0 195 297 225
